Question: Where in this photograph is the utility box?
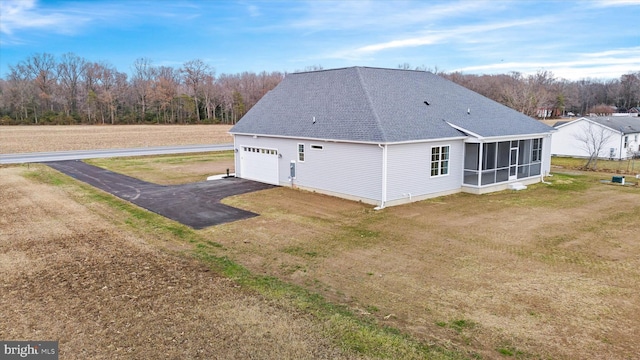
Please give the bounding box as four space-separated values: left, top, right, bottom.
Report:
612 176 625 184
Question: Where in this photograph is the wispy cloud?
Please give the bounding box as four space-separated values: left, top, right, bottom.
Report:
290 0 490 33
331 18 542 60
454 47 640 79
0 0 89 38
590 0 640 7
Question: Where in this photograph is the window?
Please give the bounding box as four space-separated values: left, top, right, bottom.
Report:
431 145 449 176
531 138 542 162
310 144 324 150
298 143 305 162
242 147 277 155
624 136 629 148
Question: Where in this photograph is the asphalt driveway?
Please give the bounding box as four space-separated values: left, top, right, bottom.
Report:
46 160 274 229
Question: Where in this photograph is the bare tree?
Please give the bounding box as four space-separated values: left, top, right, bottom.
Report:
574 121 614 170
499 71 556 117
96 62 118 124
619 72 640 109
201 72 218 122
181 59 211 122
132 57 156 121
57 53 86 116
153 66 179 123
5 65 35 122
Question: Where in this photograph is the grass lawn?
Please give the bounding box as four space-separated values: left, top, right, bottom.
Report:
552 155 640 175
85 151 235 185
71 153 640 359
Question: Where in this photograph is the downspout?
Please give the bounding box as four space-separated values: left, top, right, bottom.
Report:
620 130 624 160
540 155 551 184
374 144 387 210
233 135 239 178
477 141 483 186
541 135 551 184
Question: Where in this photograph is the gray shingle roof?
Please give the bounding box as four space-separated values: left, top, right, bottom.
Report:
230 67 553 143
582 116 640 134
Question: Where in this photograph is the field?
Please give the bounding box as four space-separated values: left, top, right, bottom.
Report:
0 125 233 153
0 167 371 359
2 126 640 359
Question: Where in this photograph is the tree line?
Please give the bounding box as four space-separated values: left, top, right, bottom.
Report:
441 70 640 119
0 53 284 125
0 53 638 125
400 63 640 119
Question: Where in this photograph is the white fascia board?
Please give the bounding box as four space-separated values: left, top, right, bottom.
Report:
481 132 555 142
554 118 583 129
448 122 552 143
383 136 468 145
445 122 483 139
230 132 467 145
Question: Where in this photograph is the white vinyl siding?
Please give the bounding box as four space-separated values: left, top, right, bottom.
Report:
294 141 381 202
386 141 463 202
551 119 628 159
234 135 381 202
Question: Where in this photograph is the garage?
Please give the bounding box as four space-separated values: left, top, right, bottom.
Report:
239 146 280 185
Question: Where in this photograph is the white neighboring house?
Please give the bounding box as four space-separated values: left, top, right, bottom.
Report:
552 117 640 160
230 67 554 208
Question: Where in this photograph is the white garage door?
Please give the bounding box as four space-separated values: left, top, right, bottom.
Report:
240 146 279 185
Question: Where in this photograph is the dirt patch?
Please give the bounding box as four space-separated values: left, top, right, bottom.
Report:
0 167 364 359
218 180 640 359
0 125 232 154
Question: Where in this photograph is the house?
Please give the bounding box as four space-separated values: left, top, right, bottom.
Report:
230 67 554 208
551 117 640 160
629 107 640 116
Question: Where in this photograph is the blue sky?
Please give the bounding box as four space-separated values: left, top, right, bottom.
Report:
1 0 639 80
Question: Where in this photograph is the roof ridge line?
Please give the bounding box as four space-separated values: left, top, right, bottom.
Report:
355 67 387 142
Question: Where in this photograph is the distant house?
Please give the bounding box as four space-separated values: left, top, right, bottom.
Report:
629 107 640 116
552 117 640 160
230 67 554 208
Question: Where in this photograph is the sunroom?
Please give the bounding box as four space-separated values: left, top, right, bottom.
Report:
462 137 544 192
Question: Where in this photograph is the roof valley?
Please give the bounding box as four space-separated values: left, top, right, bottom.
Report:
355 67 388 142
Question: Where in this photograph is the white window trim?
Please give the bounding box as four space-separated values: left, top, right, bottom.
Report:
430 144 450 177
297 143 305 162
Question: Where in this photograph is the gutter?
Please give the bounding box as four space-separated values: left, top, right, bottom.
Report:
230 132 467 146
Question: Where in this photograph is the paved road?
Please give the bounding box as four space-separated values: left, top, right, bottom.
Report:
0 144 233 164
46 160 274 229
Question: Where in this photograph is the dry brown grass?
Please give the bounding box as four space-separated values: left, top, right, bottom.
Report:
0 125 232 154
85 152 235 185
0 167 365 359
4 125 639 358
216 174 640 359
